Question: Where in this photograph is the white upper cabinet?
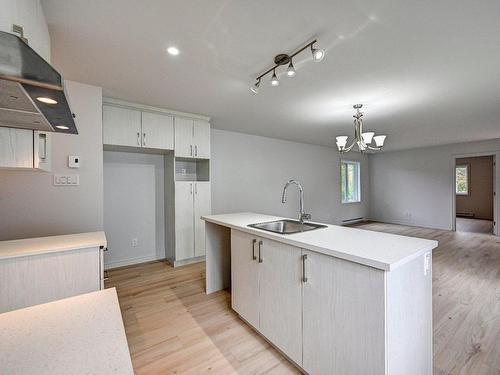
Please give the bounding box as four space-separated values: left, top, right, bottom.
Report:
174 117 194 157
193 120 210 158
141 112 174 150
103 105 141 147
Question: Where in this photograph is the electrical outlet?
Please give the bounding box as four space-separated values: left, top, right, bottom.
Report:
53 174 79 186
131 238 138 247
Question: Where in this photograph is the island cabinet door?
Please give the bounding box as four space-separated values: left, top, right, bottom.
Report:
258 239 303 365
230 230 259 328
302 249 386 375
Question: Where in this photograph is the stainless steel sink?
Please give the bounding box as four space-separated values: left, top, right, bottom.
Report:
248 219 327 234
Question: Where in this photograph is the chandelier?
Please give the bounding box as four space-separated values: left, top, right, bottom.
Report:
335 104 387 153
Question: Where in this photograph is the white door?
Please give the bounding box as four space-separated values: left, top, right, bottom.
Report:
174 182 194 261
174 117 193 158
103 105 141 147
141 112 174 150
194 182 211 257
302 250 386 375
259 240 302 365
0 128 33 168
231 230 259 328
193 120 210 158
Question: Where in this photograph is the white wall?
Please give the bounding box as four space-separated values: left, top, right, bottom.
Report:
211 129 370 225
0 0 51 61
0 81 103 240
103 151 166 268
369 139 500 231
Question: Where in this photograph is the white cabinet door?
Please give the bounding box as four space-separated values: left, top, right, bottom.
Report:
174 117 193 158
0 127 33 168
174 182 194 261
231 230 259 328
259 239 302 365
141 112 174 150
193 120 210 159
194 182 211 257
103 105 141 147
302 250 386 375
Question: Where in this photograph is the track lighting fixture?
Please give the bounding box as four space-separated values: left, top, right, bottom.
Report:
270 69 279 86
250 39 325 93
250 78 261 94
286 61 296 77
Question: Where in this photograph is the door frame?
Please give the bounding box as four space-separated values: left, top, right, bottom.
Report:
451 151 499 236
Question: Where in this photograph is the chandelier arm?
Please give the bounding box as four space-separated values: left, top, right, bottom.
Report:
342 139 357 153
367 145 382 151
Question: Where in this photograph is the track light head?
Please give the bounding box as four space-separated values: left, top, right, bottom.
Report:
311 44 325 62
286 61 296 77
250 79 260 94
270 70 279 86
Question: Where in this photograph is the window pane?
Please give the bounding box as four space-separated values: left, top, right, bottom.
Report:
341 161 360 203
455 165 468 195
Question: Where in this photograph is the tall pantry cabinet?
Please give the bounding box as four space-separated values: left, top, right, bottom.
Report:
102 98 211 267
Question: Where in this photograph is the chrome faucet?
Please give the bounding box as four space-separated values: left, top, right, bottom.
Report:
281 180 311 223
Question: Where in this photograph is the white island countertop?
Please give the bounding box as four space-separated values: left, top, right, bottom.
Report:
0 231 107 260
202 212 438 271
0 288 133 375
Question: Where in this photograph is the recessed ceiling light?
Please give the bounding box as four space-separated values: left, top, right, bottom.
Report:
167 46 180 56
37 97 58 104
56 125 69 130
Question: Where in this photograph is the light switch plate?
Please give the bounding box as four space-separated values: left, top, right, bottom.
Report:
54 174 79 186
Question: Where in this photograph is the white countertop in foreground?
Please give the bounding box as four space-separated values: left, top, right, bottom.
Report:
0 288 133 375
0 231 107 260
202 213 438 271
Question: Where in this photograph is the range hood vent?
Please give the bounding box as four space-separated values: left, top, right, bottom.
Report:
0 30 77 134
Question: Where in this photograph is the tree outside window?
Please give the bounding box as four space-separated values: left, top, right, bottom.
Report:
455 165 469 195
341 160 361 203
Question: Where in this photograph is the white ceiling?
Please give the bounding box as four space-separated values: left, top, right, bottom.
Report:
41 0 500 151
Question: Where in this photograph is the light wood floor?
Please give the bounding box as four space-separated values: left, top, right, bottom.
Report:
106 223 500 375
456 217 494 234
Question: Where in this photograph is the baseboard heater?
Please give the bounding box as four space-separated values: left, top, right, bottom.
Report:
456 212 475 218
342 217 365 225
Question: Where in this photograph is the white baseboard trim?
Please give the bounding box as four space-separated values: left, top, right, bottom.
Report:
368 217 451 231
104 254 161 270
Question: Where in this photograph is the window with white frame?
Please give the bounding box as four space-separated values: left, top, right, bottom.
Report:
455 164 469 195
341 160 361 203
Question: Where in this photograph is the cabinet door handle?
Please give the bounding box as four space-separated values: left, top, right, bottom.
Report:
143 132 146 146
190 183 193 195
195 145 198 156
137 132 140 145
302 254 308 282
190 145 193 156
258 240 263 263
252 239 257 260
195 183 197 195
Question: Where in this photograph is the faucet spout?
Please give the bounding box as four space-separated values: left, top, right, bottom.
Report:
281 180 310 223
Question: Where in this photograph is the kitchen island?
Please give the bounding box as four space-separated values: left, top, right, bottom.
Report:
202 212 438 375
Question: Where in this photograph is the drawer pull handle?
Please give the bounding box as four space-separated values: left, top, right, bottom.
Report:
258 240 263 263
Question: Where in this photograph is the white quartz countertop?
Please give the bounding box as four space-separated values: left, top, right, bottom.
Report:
0 288 133 375
202 213 438 271
0 231 107 260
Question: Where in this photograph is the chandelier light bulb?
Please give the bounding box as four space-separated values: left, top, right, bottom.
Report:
270 70 279 86
286 61 296 77
361 132 375 144
373 135 387 147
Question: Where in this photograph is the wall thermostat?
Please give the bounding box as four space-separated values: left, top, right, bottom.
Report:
68 155 80 168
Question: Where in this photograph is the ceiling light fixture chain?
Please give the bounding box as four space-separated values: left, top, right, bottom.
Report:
335 104 387 153
250 39 325 94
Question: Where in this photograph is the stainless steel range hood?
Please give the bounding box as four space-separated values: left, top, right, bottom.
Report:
0 30 77 134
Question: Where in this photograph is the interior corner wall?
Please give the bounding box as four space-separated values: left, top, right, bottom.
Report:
455 156 494 220
210 129 370 225
368 139 500 231
0 81 104 240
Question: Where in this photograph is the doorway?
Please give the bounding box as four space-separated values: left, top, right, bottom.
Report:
454 155 495 234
